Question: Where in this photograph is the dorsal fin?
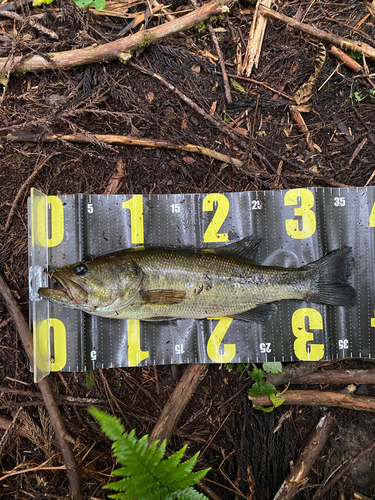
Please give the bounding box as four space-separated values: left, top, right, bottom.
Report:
215 236 262 261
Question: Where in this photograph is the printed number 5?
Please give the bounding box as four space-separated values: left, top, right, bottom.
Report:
284 188 316 239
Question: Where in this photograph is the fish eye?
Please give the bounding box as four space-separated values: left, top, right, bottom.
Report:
75 264 88 276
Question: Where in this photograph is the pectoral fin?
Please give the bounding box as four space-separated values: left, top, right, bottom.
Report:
140 289 187 305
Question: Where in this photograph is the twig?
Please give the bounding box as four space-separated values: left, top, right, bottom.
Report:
207 22 232 103
149 364 208 445
328 45 362 72
0 0 235 74
0 10 59 39
0 414 29 439
0 407 23 456
292 369 375 386
5 131 244 169
259 4 375 61
248 389 375 412
5 152 59 232
266 361 321 387
273 414 335 500
0 273 82 500
0 0 32 11
314 441 375 498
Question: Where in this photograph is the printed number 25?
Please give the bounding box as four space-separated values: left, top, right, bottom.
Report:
284 189 316 239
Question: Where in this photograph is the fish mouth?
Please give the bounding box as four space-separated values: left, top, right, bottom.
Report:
38 273 88 305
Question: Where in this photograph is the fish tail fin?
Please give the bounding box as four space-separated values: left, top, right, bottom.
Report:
302 247 356 307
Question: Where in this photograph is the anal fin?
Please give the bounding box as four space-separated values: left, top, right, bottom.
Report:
230 303 277 323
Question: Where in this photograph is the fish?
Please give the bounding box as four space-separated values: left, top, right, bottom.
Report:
38 236 356 323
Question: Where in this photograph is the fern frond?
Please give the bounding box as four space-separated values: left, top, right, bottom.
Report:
88 406 125 441
90 407 210 500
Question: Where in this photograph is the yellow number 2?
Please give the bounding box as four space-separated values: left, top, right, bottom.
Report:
207 317 235 363
292 308 324 361
284 188 316 239
203 193 229 243
123 195 144 244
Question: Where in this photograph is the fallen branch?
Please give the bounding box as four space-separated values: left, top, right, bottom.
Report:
0 0 234 74
249 389 375 412
273 414 335 500
207 22 232 103
0 9 59 39
5 131 244 169
0 414 29 439
266 361 321 387
0 273 82 500
292 369 375 386
314 441 375 498
259 4 375 61
149 364 208 445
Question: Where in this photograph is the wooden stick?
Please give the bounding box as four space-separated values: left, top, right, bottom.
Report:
273 414 335 500
0 414 29 439
266 361 321 387
5 131 244 169
208 23 232 103
0 273 82 500
149 364 208 445
249 389 375 412
259 4 375 61
328 45 362 72
0 0 234 74
292 369 375 386
0 9 59 39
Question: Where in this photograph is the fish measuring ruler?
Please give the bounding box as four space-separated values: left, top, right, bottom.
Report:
28 187 375 382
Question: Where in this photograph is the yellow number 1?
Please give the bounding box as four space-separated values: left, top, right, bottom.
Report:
285 188 316 239
123 195 144 244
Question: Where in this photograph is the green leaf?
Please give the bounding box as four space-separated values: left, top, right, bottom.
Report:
230 78 246 94
250 368 264 382
89 406 125 442
33 0 53 5
93 0 105 10
254 405 274 412
226 363 234 372
248 381 276 397
270 392 285 408
236 363 246 372
350 50 362 60
262 362 282 375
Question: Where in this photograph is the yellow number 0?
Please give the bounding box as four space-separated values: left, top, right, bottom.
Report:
37 318 67 371
207 317 236 362
123 195 144 244
292 308 324 361
36 196 64 247
203 193 229 243
284 189 316 239
369 202 375 227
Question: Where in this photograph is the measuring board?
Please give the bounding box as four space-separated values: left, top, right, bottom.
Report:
28 187 375 382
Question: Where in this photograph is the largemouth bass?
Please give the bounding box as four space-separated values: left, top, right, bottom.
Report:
38 236 356 322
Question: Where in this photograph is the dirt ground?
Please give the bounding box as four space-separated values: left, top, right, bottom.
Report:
1 0 375 498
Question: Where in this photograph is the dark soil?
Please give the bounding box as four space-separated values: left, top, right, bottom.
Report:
1 0 375 499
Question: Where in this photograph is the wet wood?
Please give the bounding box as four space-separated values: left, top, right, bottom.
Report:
249 389 375 412
149 363 208 445
292 369 375 386
266 361 321 386
273 414 335 500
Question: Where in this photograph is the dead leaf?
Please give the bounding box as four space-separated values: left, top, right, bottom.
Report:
147 92 154 102
210 100 217 116
182 156 196 164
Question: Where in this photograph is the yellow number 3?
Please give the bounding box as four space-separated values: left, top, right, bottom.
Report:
284 188 316 239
